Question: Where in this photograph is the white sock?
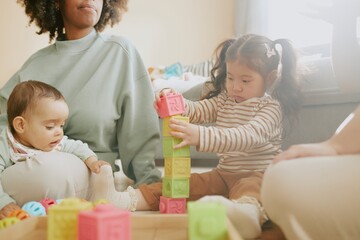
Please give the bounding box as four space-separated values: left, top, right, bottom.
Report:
113 159 134 191
228 203 261 239
89 165 137 211
198 195 261 239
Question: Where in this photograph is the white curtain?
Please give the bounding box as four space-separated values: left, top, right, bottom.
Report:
234 0 268 36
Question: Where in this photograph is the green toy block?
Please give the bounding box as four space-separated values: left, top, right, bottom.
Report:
163 115 189 136
162 177 190 198
163 137 190 157
164 157 191 177
187 202 228 240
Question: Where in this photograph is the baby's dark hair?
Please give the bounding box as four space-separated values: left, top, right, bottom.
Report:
7 80 65 134
226 34 302 127
16 0 128 42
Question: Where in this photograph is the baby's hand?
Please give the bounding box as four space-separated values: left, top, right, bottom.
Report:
89 160 110 174
153 88 178 114
0 202 21 220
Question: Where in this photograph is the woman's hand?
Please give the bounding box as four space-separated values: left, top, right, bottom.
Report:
273 141 338 164
0 202 21 220
153 88 177 115
169 118 200 148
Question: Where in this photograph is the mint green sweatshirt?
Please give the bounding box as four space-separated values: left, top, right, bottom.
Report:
0 29 161 186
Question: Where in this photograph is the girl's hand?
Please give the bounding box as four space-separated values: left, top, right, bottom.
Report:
153 88 177 115
169 118 200 148
89 160 110 173
0 202 21 220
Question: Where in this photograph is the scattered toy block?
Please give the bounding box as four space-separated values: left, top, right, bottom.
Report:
78 204 131 240
162 177 190 198
157 92 186 118
7 209 30 220
159 196 186 214
187 202 228 240
47 198 93 240
164 157 191 177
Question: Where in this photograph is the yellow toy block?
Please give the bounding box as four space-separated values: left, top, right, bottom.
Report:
164 157 191 177
162 115 189 136
47 198 93 240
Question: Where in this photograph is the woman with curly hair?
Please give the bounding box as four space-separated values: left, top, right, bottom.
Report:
0 0 161 215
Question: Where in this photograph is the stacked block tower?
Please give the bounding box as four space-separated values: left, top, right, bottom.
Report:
157 92 191 214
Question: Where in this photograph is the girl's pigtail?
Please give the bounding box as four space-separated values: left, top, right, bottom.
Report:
272 39 303 132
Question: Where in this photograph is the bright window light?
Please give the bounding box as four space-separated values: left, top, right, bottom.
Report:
267 0 333 48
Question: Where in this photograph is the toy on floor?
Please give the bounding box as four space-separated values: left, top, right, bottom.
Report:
78 204 131 240
187 201 228 240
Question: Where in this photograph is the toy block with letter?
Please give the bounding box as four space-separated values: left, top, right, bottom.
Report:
159 196 186 214
157 92 186 118
78 204 131 240
162 177 190 198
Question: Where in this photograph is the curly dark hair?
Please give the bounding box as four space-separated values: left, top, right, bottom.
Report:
16 0 128 42
202 38 236 100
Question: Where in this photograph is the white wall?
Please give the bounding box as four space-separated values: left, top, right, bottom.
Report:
0 0 235 87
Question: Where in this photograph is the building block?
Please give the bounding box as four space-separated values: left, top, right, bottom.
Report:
162 115 189 136
163 137 190 158
47 198 93 240
162 177 190 198
157 92 186 118
164 157 191 177
187 202 228 240
22 201 46 216
159 196 186 214
78 204 131 240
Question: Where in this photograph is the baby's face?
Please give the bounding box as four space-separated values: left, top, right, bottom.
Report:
19 98 69 151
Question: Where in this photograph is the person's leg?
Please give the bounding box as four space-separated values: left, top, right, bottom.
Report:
138 168 228 211
1 152 90 206
89 165 138 211
200 171 265 239
261 155 360 240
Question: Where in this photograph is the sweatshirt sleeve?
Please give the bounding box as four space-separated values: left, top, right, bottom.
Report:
60 136 97 161
116 73 161 186
0 129 16 209
184 96 218 124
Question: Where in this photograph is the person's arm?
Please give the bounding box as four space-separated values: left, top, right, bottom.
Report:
60 136 109 173
273 106 360 163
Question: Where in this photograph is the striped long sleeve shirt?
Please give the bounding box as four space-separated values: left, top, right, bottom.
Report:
185 92 282 172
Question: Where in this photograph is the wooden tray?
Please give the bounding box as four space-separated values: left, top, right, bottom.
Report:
0 213 243 240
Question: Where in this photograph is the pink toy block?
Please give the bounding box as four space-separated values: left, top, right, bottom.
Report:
159 196 186 214
78 204 131 240
157 92 185 118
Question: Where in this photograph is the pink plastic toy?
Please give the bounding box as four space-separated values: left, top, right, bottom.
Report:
78 204 131 240
39 198 57 213
159 196 186 214
157 92 185 118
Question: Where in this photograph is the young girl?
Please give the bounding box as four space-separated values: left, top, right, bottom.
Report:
83 34 301 239
148 34 301 239
0 80 135 219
